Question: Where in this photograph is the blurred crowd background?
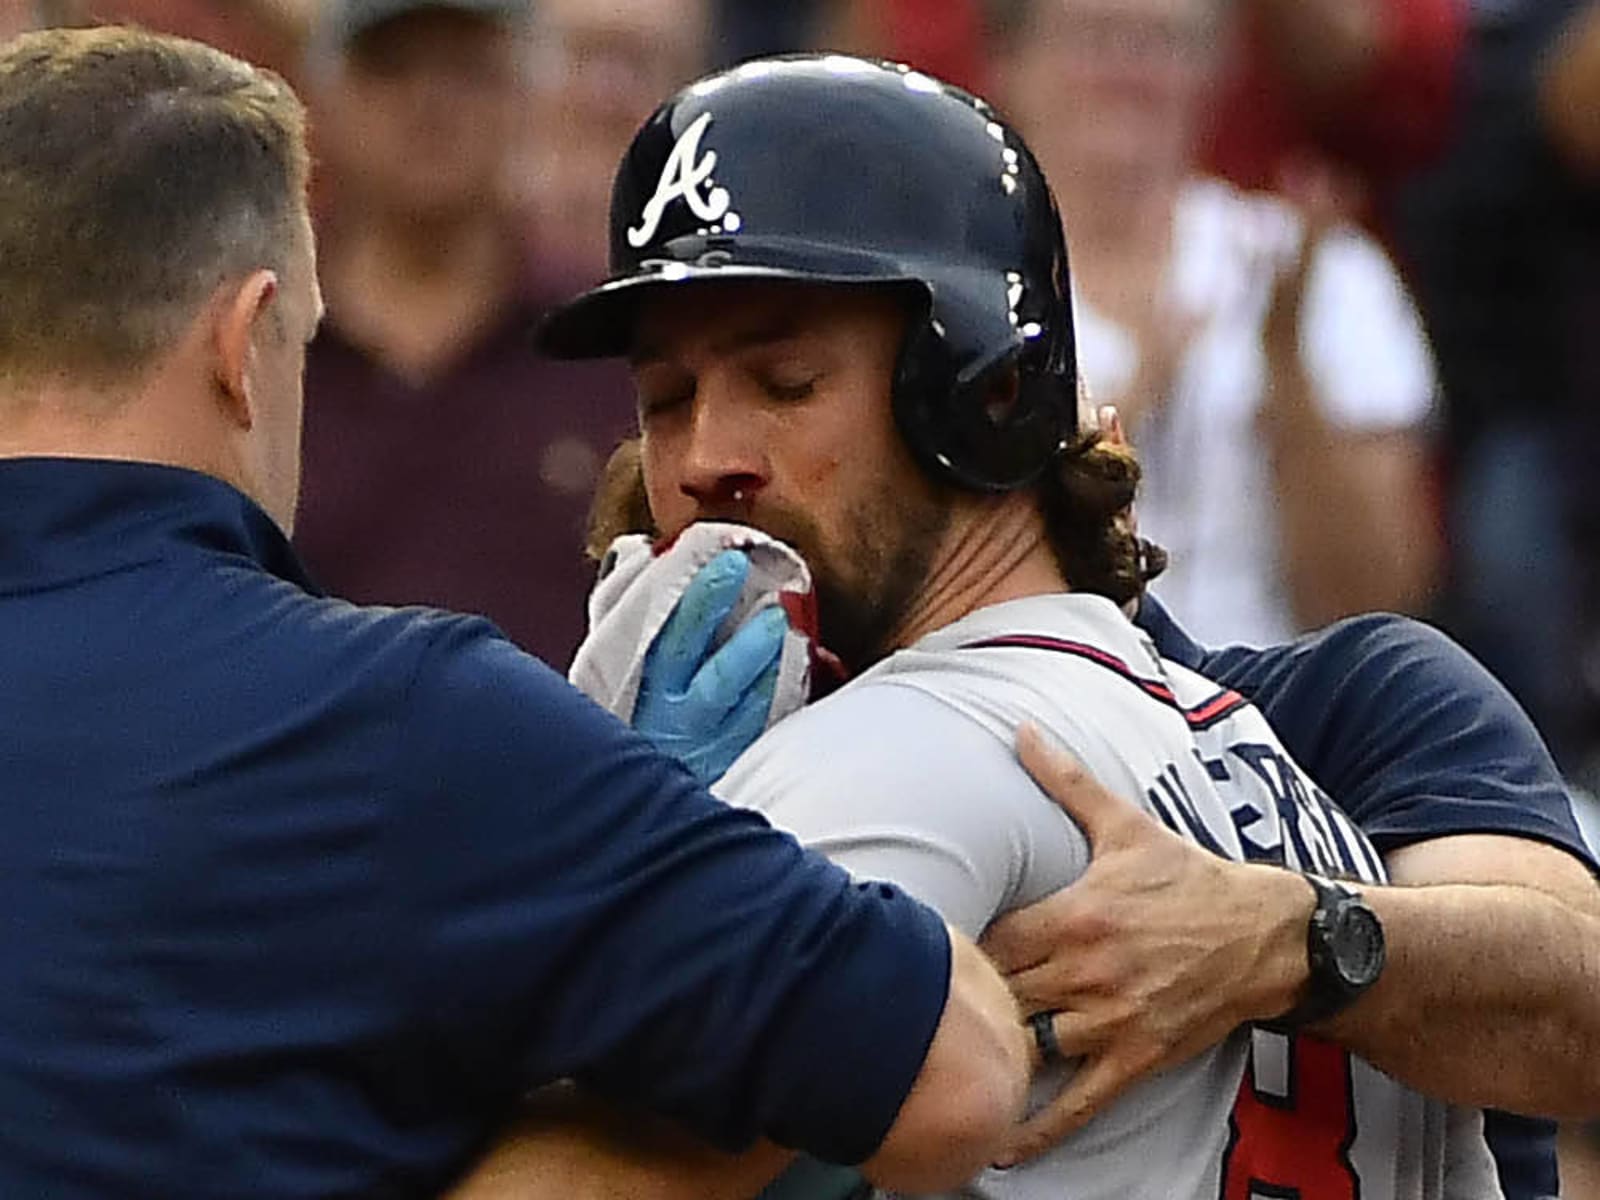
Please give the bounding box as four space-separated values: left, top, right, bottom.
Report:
1 0 1596 1187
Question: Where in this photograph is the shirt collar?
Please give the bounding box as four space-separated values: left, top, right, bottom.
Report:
0 457 320 597
1131 595 1208 670
895 592 1137 658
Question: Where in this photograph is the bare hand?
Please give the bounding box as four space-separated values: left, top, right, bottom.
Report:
984 727 1310 1166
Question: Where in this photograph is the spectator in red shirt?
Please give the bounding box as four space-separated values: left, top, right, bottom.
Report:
1201 0 1466 211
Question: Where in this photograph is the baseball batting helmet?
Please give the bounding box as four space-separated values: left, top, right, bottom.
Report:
537 53 1078 493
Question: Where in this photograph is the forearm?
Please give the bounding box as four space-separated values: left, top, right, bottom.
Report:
1260 377 1437 625
1244 874 1600 1117
444 1087 794 1200
864 927 1030 1189
1326 883 1600 1116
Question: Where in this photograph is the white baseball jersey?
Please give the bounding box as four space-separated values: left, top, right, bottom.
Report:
716 593 1502 1200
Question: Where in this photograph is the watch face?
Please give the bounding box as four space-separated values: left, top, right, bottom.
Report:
1330 906 1386 988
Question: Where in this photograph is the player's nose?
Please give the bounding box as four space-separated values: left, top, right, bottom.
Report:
677 380 769 513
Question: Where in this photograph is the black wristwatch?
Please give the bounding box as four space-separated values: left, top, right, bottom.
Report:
1271 873 1386 1029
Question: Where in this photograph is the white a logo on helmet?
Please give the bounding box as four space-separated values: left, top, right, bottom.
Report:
627 112 742 249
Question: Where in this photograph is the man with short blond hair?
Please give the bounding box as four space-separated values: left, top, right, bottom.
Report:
0 27 1032 1199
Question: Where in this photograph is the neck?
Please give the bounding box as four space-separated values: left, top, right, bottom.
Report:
328 207 509 291
0 365 239 493
886 496 1066 651
1057 169 1180 257
320 209 519 383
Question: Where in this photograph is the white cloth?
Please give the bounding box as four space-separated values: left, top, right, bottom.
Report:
716 594 1500 1200
568 522 816 728
1077 178 1437 646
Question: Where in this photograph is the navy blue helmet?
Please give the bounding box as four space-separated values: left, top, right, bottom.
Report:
538 54 1079 492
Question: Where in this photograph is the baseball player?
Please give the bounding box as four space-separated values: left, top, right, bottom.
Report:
535 54 1506 1199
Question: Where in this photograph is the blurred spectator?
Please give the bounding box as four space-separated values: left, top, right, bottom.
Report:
1392 0 1600 768
1200 0 1466 217
993 0 1441 646
293 0 636 667
0 0 35 38
710 0 815 63
40 0 310 78
514 0 708 279
710 0 984 88
812 0 986 88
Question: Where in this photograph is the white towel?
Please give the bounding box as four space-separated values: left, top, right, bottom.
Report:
569 522 832 728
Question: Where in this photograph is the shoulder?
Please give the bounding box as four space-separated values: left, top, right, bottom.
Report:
723 677 1029 818
764 665 1001 739
1201 613 1509 745
1209 612 1509 712
276 592 519 711
718 673 1088 936
265 591 642 801
1203 615 1591 862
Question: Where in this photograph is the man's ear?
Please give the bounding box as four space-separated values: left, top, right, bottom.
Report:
212 269 279 429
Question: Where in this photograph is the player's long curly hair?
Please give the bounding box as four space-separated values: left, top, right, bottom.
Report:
1038 429 1167 607
585 437 654 561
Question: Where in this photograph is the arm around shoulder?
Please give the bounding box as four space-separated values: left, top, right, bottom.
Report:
396 627 1018 1169
1310 832 1600 1118
862 925 1030 1191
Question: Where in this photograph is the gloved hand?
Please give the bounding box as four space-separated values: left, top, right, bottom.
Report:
633 549 790 786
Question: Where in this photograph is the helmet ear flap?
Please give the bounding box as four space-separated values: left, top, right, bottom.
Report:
893 315 1074 493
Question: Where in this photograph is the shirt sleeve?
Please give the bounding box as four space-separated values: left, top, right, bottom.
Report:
716 681 1087 940
1181 613 1595 867
385 621 953 1165
1302 228 1438 432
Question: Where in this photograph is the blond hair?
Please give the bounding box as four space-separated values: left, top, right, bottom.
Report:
0 27 309 385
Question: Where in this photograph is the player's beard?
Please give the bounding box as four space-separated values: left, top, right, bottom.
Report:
748 475 954 675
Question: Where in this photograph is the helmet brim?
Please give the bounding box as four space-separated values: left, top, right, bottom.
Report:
536 263 926 360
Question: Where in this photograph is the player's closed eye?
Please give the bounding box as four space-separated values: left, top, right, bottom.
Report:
760 374 817 403
636 380 694 422
749 359 820 404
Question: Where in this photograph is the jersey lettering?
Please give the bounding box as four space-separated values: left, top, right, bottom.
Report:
1146 761 1230 857
1223 1029 1359 1200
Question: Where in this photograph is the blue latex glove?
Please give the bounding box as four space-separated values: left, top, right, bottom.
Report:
633 549 790 785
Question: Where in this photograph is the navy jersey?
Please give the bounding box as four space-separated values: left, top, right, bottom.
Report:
1136 596 1594 1200
0 459 950 1198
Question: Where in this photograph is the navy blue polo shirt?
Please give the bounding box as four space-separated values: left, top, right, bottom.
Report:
1137 596 1594 1200
0 458 950 1198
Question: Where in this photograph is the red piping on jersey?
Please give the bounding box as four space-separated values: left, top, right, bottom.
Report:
958 633 1249 730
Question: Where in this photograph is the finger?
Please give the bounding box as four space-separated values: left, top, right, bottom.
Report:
994 1053 1139 1167
1016 723 1139 843
644 550 750 696
1003 959 1083 1014
714 656 782 761
1046 1009 1108 1061
979 895 1070 974
1021 1009 1105 1071
685 605 788 719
